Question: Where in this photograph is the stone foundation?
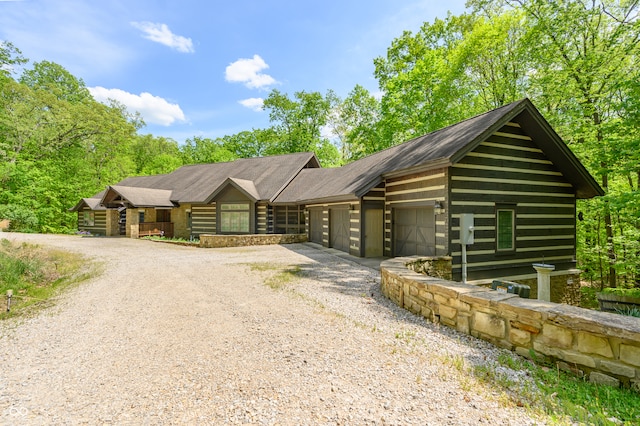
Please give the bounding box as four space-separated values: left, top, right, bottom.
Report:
199 233 307 248
381 257 640 389
404 256 452 280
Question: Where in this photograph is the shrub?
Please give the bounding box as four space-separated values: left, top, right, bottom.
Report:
0 204 39 232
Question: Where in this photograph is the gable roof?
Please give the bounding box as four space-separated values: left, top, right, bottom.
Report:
130 151 319 204
101 185 175 208
275 99 603 204
81 152 320 208
206 177 261 202
69 194 107 212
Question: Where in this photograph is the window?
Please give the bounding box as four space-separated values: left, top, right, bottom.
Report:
496 206 515 252
83 211 95 226
138 211 145 224
156 209 171 223
220 203 250 233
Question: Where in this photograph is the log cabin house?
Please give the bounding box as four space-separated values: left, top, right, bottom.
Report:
71 99 603 287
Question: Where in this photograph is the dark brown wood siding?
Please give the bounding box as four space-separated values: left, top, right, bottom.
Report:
191 204 216 237
306 201 361 256
450 122 577 282
383 168 448 257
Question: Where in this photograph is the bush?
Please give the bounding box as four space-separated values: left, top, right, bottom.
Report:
0 204 39 232
601 287 640 298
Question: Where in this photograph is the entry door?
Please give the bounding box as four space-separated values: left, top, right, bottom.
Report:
309 209 324 244
364 209 384 257
330 209 350 252
394 207 435 256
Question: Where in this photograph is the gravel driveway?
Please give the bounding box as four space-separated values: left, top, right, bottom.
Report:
0 234 546 425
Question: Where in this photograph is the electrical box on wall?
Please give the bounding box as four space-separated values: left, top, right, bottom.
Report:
460 213 475 245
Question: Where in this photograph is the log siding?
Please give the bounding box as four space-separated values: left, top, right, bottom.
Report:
450 124 577 282
191 205 216 237
77 209 107 235
383 168 448 257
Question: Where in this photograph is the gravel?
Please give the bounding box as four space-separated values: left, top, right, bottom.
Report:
0 234 547 425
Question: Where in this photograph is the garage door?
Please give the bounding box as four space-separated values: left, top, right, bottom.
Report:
330 209 350 252
309 209 324 244
394 207 435 256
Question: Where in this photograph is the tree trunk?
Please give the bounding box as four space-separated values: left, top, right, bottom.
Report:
602 169 617 288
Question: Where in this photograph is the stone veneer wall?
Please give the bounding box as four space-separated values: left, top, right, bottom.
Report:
199 233 307 248
381 256 640 389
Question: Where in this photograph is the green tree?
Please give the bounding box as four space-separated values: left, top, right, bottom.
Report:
262 89 340 166
220 129 276 159
373 14 479 146
0 53 141 233
20 60 91 103
132 134 182 174
330 85 383 161
0 41 27 78
180 136 236 164
502 0 640 287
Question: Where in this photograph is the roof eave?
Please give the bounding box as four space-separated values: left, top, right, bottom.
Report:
517 104 605 199
286 193 359 206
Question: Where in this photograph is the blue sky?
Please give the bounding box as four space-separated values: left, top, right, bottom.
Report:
0 0 467 143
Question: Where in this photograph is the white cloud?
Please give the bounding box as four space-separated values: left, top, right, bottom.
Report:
131 21 194 53
0 0 133 80
89 86 186 126
238 98 264 112
225 55 276 89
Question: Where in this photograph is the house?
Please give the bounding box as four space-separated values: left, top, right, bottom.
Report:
72 98 603 292
71 152 320 238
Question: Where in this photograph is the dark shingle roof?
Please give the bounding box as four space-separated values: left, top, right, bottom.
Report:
100 152 319 206
275 99 604 203
104 185 175 208
275 100 525 203
69 194 107 212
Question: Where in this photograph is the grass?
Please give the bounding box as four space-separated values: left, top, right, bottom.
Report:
246 262 302 289
473 351 640 425
142 236 200 246
0 238 93 320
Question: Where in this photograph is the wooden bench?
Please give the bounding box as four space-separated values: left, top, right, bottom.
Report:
138 228 164 237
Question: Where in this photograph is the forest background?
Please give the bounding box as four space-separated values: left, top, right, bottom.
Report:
1 0 639 290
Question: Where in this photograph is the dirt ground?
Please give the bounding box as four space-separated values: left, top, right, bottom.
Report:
0 234 546 425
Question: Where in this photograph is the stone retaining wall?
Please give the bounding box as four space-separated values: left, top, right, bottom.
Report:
199 233 307 248
381 256 640 389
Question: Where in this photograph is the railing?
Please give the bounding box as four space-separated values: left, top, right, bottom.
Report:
138 222 174 238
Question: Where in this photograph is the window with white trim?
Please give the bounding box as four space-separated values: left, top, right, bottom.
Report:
220 203 250 233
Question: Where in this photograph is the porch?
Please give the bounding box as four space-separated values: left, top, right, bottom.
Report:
131 222 174 238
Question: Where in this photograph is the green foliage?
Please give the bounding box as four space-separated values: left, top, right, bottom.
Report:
579 285 599 309
0 41 27 77
261 89 340 166
180 135 236 164
0 238 90 319
478 351 640 424
0 52 140 233
332 85 383 161
0 204 39 232
614 306 640 317
602 287 640 298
